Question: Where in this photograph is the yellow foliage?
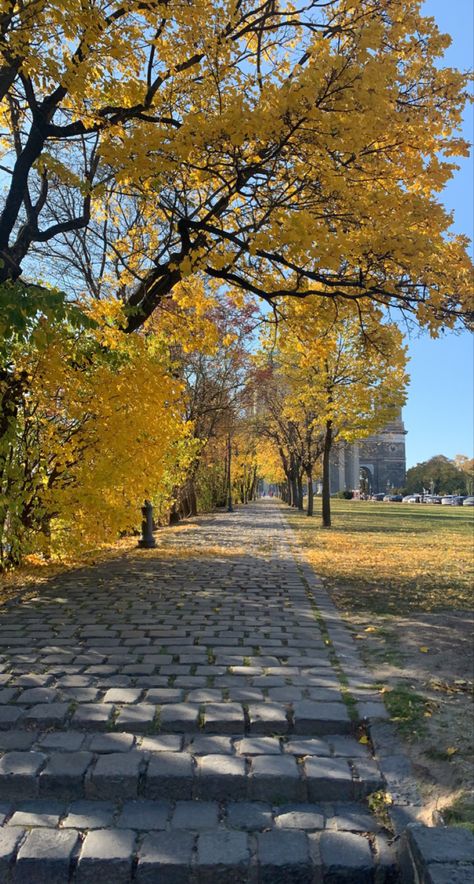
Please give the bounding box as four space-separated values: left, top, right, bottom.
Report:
0 0 472 330
2 316 196 560
255 438 286 484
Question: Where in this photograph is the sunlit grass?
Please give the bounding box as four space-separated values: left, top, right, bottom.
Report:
286 500 474 614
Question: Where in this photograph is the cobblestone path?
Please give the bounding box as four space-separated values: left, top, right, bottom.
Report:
0 500 401 881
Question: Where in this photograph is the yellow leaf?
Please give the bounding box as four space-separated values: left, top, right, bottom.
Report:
365 626 377 633
446 746 458 756
358 735 369 744
419 646 429 653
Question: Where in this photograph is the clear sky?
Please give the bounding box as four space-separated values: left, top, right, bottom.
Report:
403 0 473 467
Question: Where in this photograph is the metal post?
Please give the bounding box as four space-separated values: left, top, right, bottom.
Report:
138 499 156 548
227 432 234 513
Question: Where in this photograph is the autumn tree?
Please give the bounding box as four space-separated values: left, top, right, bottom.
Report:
255 436 286 497
0 294 195 567
256 301 408 525
0 0 471 335
171 295 258 517
405 455 471 496
454 455 474 496
253 360 324 513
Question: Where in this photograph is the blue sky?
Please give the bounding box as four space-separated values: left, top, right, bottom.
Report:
403 0 473 467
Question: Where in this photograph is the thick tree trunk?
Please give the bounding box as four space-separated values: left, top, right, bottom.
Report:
297 472 304 510
40 514 52 559
322 420 333 528
169 502 180 525
290 473 298 507
226 433 233 512
187 479 198 516
176 471 199 519
249 466 257 501
306 469 314 516
289 453 298 507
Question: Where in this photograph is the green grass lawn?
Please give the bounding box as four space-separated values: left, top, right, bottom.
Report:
285 499 473 614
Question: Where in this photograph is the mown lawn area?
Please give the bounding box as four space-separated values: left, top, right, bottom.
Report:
285 498 474 827
285 499 473 614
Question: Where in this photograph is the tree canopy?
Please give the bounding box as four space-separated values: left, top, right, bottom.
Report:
254 300 407 523
1 1 472 566
405 455 473 495
0 0 472 332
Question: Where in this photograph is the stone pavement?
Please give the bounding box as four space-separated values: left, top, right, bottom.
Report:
0 500 468 882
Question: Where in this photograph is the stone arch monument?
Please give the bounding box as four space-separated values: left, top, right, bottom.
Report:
328 410 407 495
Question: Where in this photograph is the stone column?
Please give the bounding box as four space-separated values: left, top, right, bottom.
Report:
338 446 345 492
343 443 360 491
351 443 360 491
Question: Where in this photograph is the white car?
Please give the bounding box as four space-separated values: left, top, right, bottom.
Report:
462 497 474 506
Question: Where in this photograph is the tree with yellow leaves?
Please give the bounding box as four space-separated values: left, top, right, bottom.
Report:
257 301 408 525
253 359 321 513
0 290 195 566
0 0 471 334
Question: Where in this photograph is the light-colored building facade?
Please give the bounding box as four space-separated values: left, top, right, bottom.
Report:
329 411 407 495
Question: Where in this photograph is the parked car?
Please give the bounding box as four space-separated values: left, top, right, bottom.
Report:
423 495 441 504
463 497 474 506
402 494 421 503
383 494 403 502
371 493 386 501
441 496 465 506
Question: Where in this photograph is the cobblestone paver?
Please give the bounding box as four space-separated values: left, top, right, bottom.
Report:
0 500 428 880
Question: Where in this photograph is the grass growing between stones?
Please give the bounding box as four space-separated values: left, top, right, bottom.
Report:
442 793 474 834
285 499 473 615
382 685 432 739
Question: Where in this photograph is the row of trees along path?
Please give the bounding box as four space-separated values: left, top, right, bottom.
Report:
1 0 473 564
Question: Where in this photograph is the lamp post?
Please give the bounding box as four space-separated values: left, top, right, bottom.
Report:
226 432 234 513
138 499 156 548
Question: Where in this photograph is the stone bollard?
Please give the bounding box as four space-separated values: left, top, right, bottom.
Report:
138 499 156 548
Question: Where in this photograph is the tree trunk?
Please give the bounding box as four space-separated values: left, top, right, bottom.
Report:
289 453 298 507
169 502 180 525
249 466 257 501
187 479 198 516
290 473 298 507
297 472 304 510
322 420 333 528
40 514 52 559
306 469 314 516
226 432 233 512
